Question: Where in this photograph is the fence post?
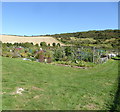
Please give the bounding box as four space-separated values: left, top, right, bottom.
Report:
93 46 95 63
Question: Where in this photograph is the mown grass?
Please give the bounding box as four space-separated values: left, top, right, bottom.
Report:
2 57 118 110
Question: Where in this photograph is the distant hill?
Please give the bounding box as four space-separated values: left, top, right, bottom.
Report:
50 29 119 39
1 29 119 48
0 35 65 46
48 29 119 48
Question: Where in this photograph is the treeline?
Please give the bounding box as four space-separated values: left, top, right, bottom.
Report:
2 42 61 48
50 29 119 39
48 29 120 48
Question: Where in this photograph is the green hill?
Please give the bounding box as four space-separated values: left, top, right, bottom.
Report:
2 57 119 110
49 29 119 48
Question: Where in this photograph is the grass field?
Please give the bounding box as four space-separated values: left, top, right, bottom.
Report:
2 57 118 110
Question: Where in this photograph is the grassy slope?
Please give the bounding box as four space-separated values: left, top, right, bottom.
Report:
2 57 118 110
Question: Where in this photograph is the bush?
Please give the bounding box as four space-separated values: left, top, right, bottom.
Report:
35 43 39 47
65 46 72 56
112 56 120 60
12 52 20 58
76 61 86 67
40 42 47 47
20 52 28 58
76 61 95 67
57 43 60 47
5 52 13 58
53 48 66 61
52 43 56 47
48 43 50 46
28 57 36 61
35 51 44 62
47 57 52 63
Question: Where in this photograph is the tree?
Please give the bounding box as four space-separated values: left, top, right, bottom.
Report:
35 50 44 62
23 42 33 48
35 43 39 47
48 43 50 46
30 42 33 45
52 43 56 47
53 48 65 61
57 43 60 47
65 46 72 56
40 42 47 47
6 43 12 47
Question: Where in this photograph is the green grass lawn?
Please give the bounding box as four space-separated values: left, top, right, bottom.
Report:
2 57 118 110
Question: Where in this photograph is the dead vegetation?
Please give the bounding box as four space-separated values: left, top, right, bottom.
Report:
0 35 65 46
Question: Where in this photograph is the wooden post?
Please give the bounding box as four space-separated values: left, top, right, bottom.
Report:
93 47 95 63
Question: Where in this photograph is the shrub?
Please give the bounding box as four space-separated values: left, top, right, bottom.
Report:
5 52 13 58
76 61 86 67
47 57 52 63
35 51 45 62
48 43 50 46
53 48 66 61
12 52 20 58
35 43 39 47
23 42 33 48
61 56 68 61
112 56 120 60
20 52 28 58
29 57 36 61
52 43 56 47
57 43 60 47
40 42 47 47
65 46 72 56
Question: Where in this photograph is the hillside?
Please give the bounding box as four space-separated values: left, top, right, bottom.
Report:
2 57 119 110
0 35 65 46
49 29 119 48
1 29 119 48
